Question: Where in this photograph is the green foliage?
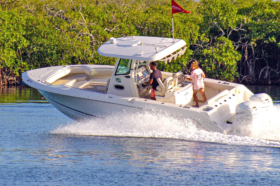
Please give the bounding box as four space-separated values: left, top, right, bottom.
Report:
198 0 239 36
200 37 240 81
0 0 280 84
164 49 193 73
235 0 280 83
246 0 280 43
0 9 92 76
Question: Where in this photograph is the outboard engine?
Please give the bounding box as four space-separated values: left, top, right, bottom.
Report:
234 93 273 125
249 93 273 109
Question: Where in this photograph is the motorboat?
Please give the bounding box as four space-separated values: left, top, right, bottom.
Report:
22 36 273 134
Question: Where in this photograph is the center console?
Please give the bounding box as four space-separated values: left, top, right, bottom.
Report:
136 66 151 97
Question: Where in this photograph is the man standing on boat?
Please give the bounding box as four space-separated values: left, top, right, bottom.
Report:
145 62 162 100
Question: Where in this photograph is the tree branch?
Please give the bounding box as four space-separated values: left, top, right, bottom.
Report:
212 22 225 37
104 25 119 32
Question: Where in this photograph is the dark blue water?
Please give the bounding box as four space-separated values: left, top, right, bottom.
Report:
1 87 280 185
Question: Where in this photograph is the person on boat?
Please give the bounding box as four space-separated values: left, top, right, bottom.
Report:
185 60 207 107
145 61 162 100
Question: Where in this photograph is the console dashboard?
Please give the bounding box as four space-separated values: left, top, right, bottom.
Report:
136 66 151 97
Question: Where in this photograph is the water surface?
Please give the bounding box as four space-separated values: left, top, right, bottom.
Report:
1 87 280 185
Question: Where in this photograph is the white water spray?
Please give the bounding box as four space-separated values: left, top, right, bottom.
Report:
232 104 280 140
51 105 280 147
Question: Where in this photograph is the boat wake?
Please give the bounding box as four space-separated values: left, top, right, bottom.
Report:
51 105 280 147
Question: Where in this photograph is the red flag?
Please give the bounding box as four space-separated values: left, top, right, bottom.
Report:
171 0 191 14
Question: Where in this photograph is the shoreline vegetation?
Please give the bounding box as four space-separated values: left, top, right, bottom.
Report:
0 0 280 86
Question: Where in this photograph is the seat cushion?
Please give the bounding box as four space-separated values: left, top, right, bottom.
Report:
155 91 164 96
156 86 162 92
164 77 173 90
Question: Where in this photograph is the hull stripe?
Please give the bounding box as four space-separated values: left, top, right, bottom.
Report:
38 89 143 110
45 95 99 118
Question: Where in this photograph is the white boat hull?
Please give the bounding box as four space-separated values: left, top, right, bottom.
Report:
21 36 275 136
23 64 273 135
39 89 141 120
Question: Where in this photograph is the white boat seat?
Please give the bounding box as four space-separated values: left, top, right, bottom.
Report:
51 74 88 85
63 74 88 86
78 78 110 89
173 72 183 86
97 78 111 92
155 91 176 103
89 78 108 84
70 66 97 76
64 79 77 86
155 76 173 96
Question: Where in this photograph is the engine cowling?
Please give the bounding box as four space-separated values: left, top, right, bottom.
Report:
235 93 272 124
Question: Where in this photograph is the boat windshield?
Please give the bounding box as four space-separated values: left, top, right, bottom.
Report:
115 59 131 75
138 61 146 67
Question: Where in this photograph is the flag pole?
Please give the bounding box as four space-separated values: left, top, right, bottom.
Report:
171 0 191 43
172 14 175 43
